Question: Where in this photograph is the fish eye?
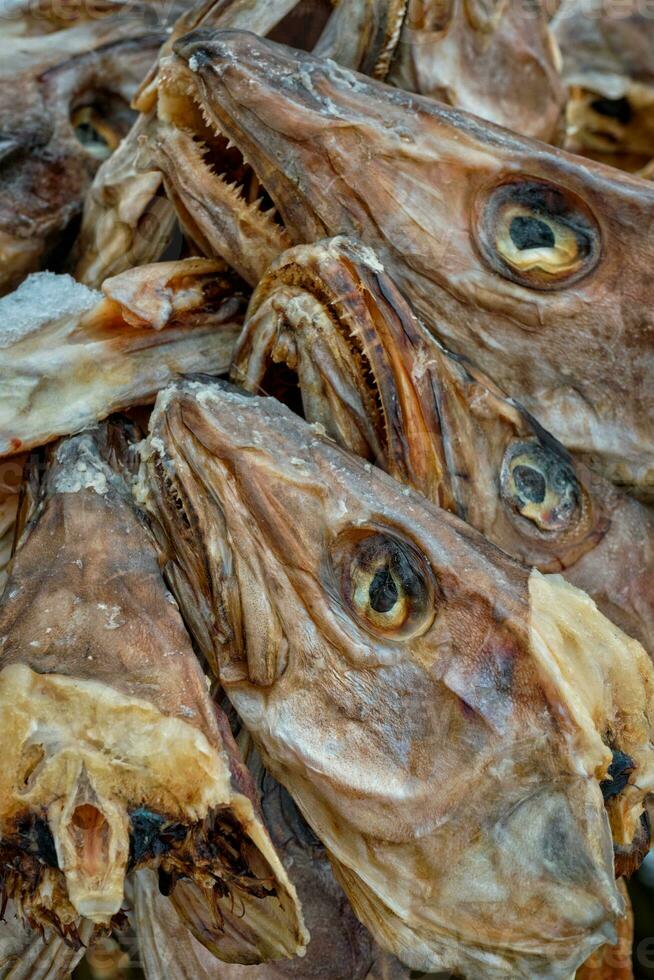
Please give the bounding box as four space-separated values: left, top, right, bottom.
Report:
500 439 581 532
71 106 119 160
331 530 436 639
70 94 134 161
590 96 632 126
477 179 601 289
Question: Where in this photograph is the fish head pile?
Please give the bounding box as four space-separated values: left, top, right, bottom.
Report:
163 28 654 497
233 236 654 654
1 2 654 976
0 421 306 959
141 378 654 978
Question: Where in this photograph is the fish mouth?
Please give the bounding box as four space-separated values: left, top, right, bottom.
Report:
0 665 281 942
230 236 457 507
153 37 294 285
230 240 390 465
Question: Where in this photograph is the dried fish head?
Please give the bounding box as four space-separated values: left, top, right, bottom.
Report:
0 422 306 959
141 379 654 978
0 4 172 294
316 0 565 140
72 0 310 287
164 29 654 497
133 736 410 978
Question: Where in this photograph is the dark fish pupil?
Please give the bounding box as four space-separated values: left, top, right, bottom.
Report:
369 566 398 613
590 96 632 125
75 122 106 147
513 464 546 504
509 215 555 251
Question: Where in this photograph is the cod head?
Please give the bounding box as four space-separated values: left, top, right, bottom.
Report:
141 378 654 978
0 421 306 962
0 3 171 294
553 0 654 172
316 0 565 140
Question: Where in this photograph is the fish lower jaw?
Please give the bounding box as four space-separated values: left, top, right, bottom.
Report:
156 63 289 264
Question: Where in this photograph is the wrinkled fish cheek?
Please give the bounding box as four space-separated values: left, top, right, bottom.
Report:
140 439 239 678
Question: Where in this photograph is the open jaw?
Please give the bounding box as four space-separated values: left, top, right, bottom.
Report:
231 238 394 469
149 51 292 286
230 236 461 510
140 378 654 978
163 29 654 498
0 423 306 961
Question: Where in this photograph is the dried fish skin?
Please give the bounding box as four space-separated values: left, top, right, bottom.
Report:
133 741 410 979
72 115 177 289
0 897 92 979
167 29 654 497
141 379 654 978
316 0 565 141
576 880 634 980
0 259 246 459
0 422 306 960
232 236 654 657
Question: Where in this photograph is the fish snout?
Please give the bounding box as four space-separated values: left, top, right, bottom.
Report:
496 781 623 938
173 29 244 71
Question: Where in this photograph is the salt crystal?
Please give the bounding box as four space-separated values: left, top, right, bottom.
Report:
0 272 100 349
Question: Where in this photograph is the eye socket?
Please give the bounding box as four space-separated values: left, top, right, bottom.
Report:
500 439 581 533
71 106 119 160
477 180 601 289
70 93 134 161
331 529 436 639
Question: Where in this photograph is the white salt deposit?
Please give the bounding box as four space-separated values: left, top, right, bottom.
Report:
0 272 100 349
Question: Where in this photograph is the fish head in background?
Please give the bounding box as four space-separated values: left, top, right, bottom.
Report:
141 378 654 978
0 421 306 961
232 236 654 658
161 29 654 498
553 0 654 172
315 0 565 141
0 3 170 295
